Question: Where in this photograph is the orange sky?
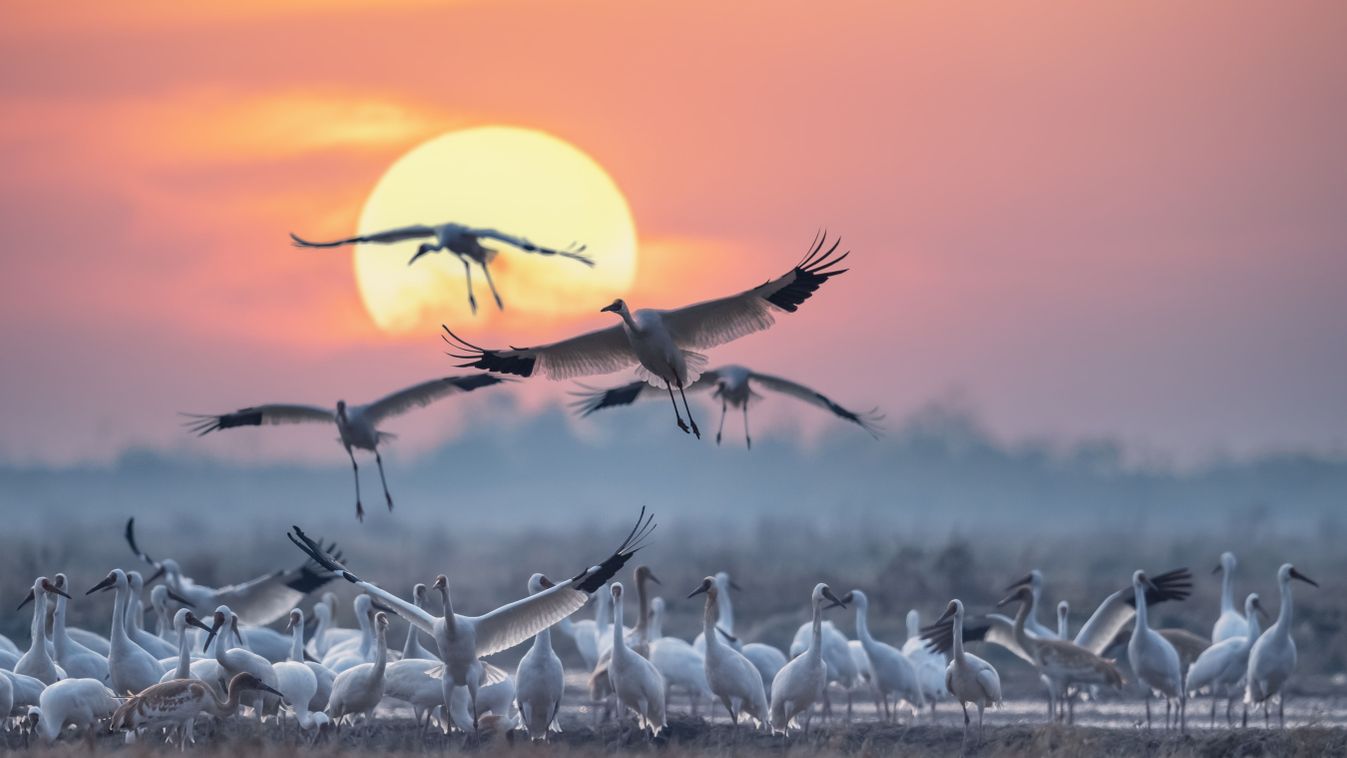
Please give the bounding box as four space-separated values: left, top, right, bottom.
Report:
2 1 1345 464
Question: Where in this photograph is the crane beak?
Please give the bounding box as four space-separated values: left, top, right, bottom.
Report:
203 625 220 653
821 587 847 610
185 613 212 633
41 579 71 600
1290 567 1319 588
148 565 167 583
16 589 34 611
259 683 286 699
995 591 1020 608
1004 574 1033 591
599 302 619 313
1252 598 1270 623
86 574 117 595
539 575 556 590
646 571 662 586
934 604 957 624
688 580 712 599
1210 564 1223 575
166 589 194 608
716 626 738 644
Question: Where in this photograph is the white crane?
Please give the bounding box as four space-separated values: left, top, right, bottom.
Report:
688 572 788 693
203 608 282 718
15 577 70 685
1211 551 1249 643
51 580 109 681
789 618 860 720
769 583 846 734
382 658 444 731
689 576 768 727
288 507 653 729
86 569 166 695
648 609 712 717
3 669 45 716
900 609 948 714
307 594 358 659
290 223 592 314
573 364 882 448
32 678 121 744
446 232 851 438
606 582 666 737
124 518 341 626
974 585 1123 724
325 611 389 732
272 643 328 737
323 595 377 673
159 608 213 683
184 375 508 520
1187 593 1264 726
111 672 284 748
399 584 436 662
1056 601 1070 639
283 609 334 712
514 573 565 740
124 571 178 660
1127 570 1185 731
1246 563 1318 728
929 600 1001 741
841 590 924 721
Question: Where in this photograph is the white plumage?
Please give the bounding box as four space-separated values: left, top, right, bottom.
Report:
770 583 846 733
1245 563 1318 728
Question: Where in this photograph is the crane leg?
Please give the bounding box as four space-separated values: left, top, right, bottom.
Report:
347 447 364 522
665 383 690 434
715 398 728 445
374 450 393 512
480 261 504 310
743 403 752 449
676 382 700 438
1278 693 1285 729
460 256 477 314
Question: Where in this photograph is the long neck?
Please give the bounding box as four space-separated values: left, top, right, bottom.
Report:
716 584 735 635
156 604 171 639
110 584 130 644
439 587 457 637
855 603 872 645
612 598 626 651
127 593 143 633
1028 585 1043 628
634 579 650 642
175 622 192 679
906 611 919 643
1010 601 1034 655
1275 579 1294 638
702 596 720 651
1133 584 1149 631
53 595 70 658
28 591 49 659
371 627 388 680
401 619 419 659
533 622 553 654
617 306 639 332
313 610 330 645
1246 606 1262 641
214 627 229 664
1220 567 1235 614
807 599 823 661
215 683 247 715
290 622 304 662
952 610 966 661
595 588 612 632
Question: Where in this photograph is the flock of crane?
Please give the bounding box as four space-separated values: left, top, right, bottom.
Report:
0 513 1320 748
190 225 880 521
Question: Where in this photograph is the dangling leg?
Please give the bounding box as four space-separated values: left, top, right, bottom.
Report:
480 261 504 310
1144 694 1152 729
676 381 700 438
460 256 478 314
374 449 394 512
742 403 752 449
1165 696 1172 729
960 702 970 742
1278 692 1285 729
665 383 690 434
346 447 364 521
715 397 728 445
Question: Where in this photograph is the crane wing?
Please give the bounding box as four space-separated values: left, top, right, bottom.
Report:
920 612 1035 665
182 405 334 436
289 225 437 248
442 324 633 381
569 371 721 417
470 228 594 266
211 541 344 627
287 527 438 635
469 508 655 657
1073 568 1192 655
358 374 508 426
656 232 849 350
748 372 883 437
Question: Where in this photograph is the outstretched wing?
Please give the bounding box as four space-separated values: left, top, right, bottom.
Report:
1073 568 1192 655
921 613 1034 665
288 528 437 635
471 228 593 266
358 374 508 426
443 325 633 381
212 540 345 627
124 518 162 571
569 371 720 417
748 371 883 437
468 508 655 657
182 405 334 436
289 226 436 248
658 232 849 350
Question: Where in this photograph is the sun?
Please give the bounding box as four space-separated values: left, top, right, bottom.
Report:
354 127 637 334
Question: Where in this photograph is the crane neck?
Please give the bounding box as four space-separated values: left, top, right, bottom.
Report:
854 602 873 645
807 597 823 661
1220 567 1235 614
1275 578 1294 639
905 611 920 644
634 576 651 643
701 594 721 651
612 595 626 651
175 621 193 679
52 593 71 659
616 306 640 333
110 582 130 646
289 620 305 663
1133 582 1150 631
1009 599 1035 660
952 609 966 661
1245 604 1262 641
595 589 612 633
371 624 388 680
27 589 49 661
715 581 735 635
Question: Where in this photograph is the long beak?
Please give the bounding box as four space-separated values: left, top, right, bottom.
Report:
1210 564 1222 575
822 587 846 609
996 591 1020 608
16 589 34 611
1252 599 1270 623
285 617 295 632
935 605 957 624
1290 567 1319 588
203 623 220 653
259 683 286 699
1004 573 1033 592
166 589 194 607
599 303 618 313
539 575 556 590
41 580 71 600
186 614 213 633
688 582 710 598
716 626 738 644
86 575 117 595
148 565 167 583
646 571 662 586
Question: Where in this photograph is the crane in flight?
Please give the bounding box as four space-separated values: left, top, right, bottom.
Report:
445 232 851 439
184 374 509 520
572 364 882 447
290 223 592 314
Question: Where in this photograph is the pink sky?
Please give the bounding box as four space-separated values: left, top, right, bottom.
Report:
2 1 1345 464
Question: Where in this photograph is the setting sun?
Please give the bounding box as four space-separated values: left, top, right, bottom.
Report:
353 126 638 334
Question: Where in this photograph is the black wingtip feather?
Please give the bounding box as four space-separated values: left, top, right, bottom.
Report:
571 507 657 593
441 327 537 378
288 526 360 585
766 232 850 313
